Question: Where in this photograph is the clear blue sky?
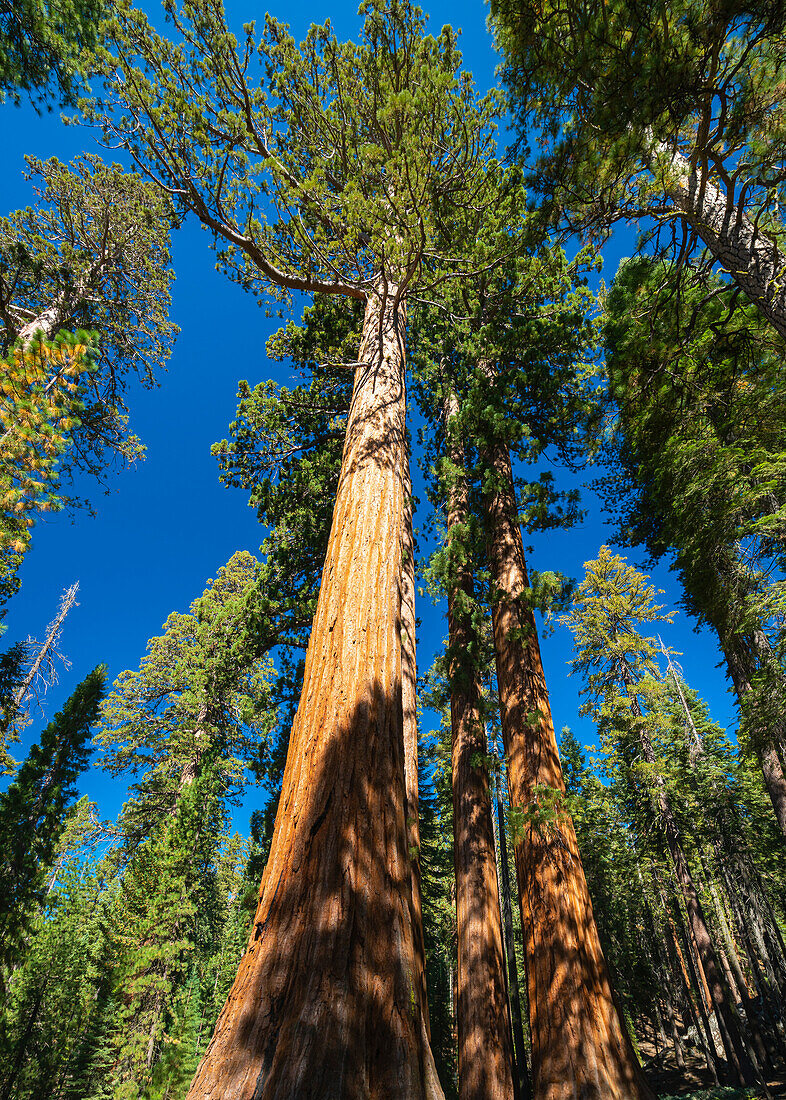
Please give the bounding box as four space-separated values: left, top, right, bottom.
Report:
0 0 737 830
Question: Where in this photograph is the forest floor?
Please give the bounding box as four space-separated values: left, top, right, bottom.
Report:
639 1036 786 1097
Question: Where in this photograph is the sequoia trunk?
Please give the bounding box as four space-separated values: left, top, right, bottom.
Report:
494 775 531 1100
481 425 652 1100
402 450 430 1037
186 290 443 1100
445 393 516 1100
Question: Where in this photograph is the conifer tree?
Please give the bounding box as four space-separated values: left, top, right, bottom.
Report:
106 758 226 1099
410 216 649 1096
491 0 786 339
565 548 760 1086
437 390 516 1100
97 1 507 1091
0 854 113 1100
601 257 786 835
96 551 275 849
0 664 106 976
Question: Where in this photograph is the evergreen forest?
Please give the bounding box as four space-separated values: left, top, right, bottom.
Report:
2 1 786 1098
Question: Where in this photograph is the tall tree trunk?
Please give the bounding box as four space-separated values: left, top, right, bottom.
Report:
494 764 531 1100
705 869 771 1071
186 289 443 1100
480 417 653 1100
445 391 516 1100
641 892 685 1071
402 447 430 1039
719 849 786 1053
652 139 786 340
0 988 44 1100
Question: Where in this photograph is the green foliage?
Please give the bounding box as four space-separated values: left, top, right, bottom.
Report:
491 0 786 255
212 297 358 658
0 155 177 476
97 0 502 304
563 544 672 717
96 551 275 844
0 643 27 772
0 0 106 107
0 855 114 1100
0 665 106 975
601 257 786 762
106 760 224 1098
0 332 97 600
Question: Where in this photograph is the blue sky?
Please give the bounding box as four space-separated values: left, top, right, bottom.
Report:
0 0 737 830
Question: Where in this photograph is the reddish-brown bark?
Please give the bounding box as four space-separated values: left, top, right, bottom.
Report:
481 431 653 1100
402 451 430 1037
185 290 443 1100
445 395 515 1100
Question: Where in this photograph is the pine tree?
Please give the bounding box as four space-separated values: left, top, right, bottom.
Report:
601 257 786 835
0 664 106 976
565 548 761 1086
491 0 786 339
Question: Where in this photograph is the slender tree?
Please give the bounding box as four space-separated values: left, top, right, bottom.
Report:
565 547 759 1086
409 214 649 1095
0 665 106 975
438 390 516 1100
601 257 786 834
96 551 275 846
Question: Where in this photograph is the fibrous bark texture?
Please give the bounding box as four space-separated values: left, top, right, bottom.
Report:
482 427 653 1100
445 393 515 1100
186 290 443 1100
654 140 786 341
402 450 430 1037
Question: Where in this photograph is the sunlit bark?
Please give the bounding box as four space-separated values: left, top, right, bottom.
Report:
445 392 515 1100
186 289 443 1100
481 424 653 1100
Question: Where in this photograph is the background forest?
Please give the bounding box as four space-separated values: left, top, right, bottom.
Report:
1 0 785 1099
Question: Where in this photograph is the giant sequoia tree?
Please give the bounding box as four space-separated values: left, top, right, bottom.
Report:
410 227 652 1097
97 1 505 1093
